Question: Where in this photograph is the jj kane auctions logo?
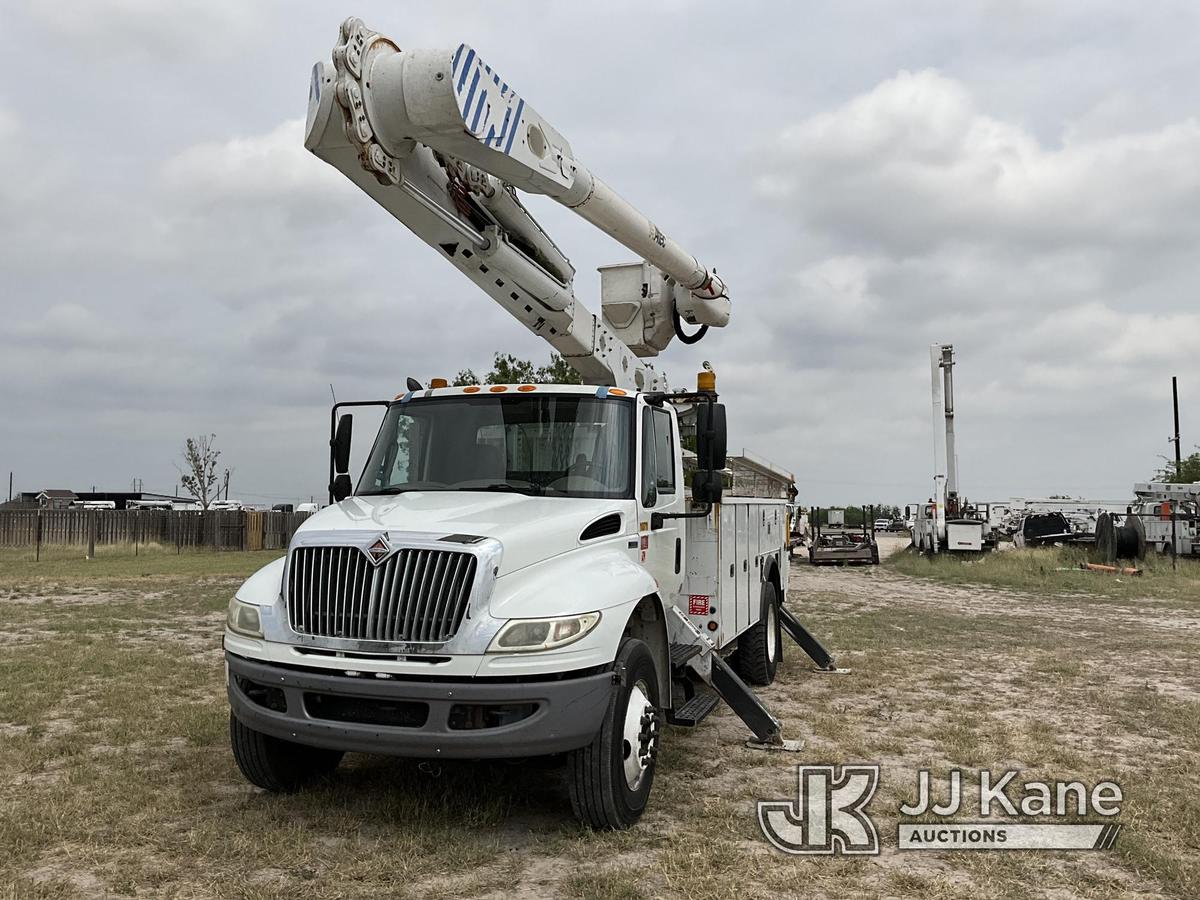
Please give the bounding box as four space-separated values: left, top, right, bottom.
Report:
758 766 1123 854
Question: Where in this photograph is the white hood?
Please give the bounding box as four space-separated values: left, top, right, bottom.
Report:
298 492 631 575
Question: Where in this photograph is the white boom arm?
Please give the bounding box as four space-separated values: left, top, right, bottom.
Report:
304 17 731 391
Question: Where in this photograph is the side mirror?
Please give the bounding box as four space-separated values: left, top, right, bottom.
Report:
332 414 353 474
692 469 724 505
695 402 727 471
330 473 353 502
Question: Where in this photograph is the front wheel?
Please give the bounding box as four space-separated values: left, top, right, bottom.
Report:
567 638 661 829
230 713 343 792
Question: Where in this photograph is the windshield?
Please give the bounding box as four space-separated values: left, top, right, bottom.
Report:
357 394 634 499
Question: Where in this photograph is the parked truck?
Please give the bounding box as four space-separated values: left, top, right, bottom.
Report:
912 344 992 553
224 18 835 829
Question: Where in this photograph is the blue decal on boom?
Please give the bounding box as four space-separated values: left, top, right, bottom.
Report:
469 90 489 132
502 99 525 154
451 49 526 155
456 48 475 90
461 69 481 121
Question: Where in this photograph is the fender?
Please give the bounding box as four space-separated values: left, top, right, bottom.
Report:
490 546 671 699
235 557 285 605
489 544 657 620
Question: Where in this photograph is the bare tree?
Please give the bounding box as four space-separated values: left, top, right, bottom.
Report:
178 434 222 510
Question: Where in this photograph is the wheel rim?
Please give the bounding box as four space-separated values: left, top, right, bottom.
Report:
621 680 657 792
766 600 778 662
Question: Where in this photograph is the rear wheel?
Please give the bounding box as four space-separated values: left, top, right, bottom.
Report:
230 713 343 792
736 581 782 686
567 638 661 829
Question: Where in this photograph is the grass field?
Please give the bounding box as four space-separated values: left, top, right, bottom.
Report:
1 543 1197 898
890 542 1200 600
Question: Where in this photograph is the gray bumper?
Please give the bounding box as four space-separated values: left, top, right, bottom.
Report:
226 652 614 759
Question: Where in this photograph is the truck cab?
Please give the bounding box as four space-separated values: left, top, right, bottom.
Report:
224 381 789 828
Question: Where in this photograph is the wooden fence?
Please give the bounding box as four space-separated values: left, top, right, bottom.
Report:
0 509 312 552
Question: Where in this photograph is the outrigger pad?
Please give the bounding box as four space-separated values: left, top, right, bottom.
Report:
745 737 805 752
813 666 852 675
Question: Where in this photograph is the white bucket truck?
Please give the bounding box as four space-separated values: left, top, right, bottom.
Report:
225 18 836 828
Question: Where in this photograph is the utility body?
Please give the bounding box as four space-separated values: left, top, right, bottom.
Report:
224 17 830 828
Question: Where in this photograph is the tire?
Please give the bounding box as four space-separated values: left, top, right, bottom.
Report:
567 638 661 830
230 712 343 792
736 581 782 686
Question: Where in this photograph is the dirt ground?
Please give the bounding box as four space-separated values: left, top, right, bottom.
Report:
1 542 1197 899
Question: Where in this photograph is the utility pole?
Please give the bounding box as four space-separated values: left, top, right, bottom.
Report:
7 471 11 503
1170 376 1182 481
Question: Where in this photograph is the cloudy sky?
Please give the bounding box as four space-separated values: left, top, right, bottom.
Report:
3 1 1198 507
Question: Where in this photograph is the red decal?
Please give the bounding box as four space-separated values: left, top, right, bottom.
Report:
689 595 709 616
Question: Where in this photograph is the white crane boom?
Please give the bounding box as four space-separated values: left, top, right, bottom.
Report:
304 17 731 391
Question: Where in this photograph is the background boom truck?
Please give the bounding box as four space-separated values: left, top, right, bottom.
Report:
912 344 992 553
224 18 838 829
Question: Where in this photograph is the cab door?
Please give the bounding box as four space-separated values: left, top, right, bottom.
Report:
638 403 685 601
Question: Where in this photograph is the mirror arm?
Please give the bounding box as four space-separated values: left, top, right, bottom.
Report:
651 502 712 531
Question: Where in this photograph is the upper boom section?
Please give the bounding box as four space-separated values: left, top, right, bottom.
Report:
304 17 731 391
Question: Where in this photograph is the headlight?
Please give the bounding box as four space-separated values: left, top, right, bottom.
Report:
226 597 264 638
488 612 601 652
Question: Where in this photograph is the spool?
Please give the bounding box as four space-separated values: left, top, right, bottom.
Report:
1096 512 1146 563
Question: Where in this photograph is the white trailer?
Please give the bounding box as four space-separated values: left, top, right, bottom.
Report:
224 18 834 830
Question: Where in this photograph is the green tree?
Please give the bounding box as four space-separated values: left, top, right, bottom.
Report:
448 353 582 387
1154 450 1200 483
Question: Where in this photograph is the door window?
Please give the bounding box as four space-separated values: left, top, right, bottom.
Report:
640 407 676 507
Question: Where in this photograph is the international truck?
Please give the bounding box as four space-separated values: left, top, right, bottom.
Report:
224 17 834 829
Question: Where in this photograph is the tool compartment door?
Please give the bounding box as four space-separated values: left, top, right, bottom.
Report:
746 505 763 626
734 504 750 634
717 503 738 646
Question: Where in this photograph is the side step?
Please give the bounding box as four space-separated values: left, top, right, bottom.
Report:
668 691 720 727
669 641 702 669
665 606 784 746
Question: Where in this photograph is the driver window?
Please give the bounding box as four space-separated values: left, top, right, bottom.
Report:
640 408 656 507
652 408 675 494
640 407 675 507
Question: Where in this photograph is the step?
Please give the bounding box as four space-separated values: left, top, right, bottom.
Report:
669 641 702 669
668 691 721 727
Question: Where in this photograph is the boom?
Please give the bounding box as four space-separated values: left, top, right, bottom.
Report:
304 17 731 391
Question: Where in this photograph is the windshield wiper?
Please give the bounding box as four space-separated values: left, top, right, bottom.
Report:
462 482 545 496
358 486 445 496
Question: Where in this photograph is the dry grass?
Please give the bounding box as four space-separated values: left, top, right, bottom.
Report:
0 545 1196 898
889 542 1200 599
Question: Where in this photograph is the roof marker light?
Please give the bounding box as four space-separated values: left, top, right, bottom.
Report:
518 384 536 392
463 386 481 393
489 385 508 392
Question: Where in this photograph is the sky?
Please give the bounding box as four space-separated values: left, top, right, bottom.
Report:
2 0 1198 507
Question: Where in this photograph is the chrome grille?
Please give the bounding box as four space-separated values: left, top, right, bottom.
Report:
287 546 477 643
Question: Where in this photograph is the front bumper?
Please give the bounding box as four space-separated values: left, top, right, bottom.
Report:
226 652 614 759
